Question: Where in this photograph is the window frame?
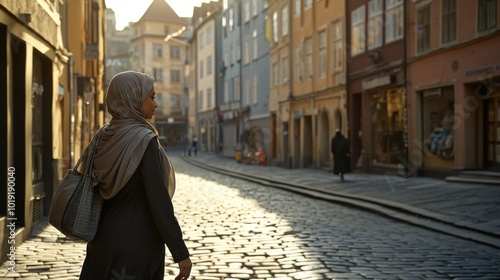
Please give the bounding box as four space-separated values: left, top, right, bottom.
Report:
368 0 383 50
351 5 366 56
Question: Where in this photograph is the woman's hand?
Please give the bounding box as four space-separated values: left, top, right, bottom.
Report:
175 257 192 280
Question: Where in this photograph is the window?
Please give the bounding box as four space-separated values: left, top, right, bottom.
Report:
417 6 431 53
244 78 250 105
272 62 278 87
207 88 212 108
318 30 326 77
295 0 301 16
422 87 455 166
199 31 204 49
351 5 366 56
200 60 204 78
198 90 204 110
442 0 456 43
371 89 405 165
368 0 383 49
170 94 182 114
153 43 163 57
253 75 258 105
295 44 302 83
305 38 312 79
253 30 258 60
252 0 258 17
273 11 279 42
282 56 289 83
305 0 312 9
244 38 250 64
207 56 213 75
224 80 229 102
153 68 163 82
478 0 497 32
234 76 241 101
333 20 343 72
230 41 235 64
164 25 170 35
385 0 404 43
224 44 229 65
170 45 180 59
170 69 181 83
244 2 250 22
237 41 241 61
229 8 234 30
282 5 289 37
156 94 163 114
206 26 212 44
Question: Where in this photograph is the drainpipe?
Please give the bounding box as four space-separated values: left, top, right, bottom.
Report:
288 0 293 100
403 0 409 176
68 55 74 167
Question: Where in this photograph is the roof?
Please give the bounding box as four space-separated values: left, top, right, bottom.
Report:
190 1 222 28
137 0 185 25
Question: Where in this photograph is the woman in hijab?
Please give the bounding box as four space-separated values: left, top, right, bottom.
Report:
80 71 192 280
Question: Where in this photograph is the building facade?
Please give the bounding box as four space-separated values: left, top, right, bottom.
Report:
268 0 347 169
290 0 347 169
220 0 243 157
268 0 292 167
240 0 271 161
0 0 105 262
347 0 407 174
191 2 223 153
130 0 188 148
407 0 500 176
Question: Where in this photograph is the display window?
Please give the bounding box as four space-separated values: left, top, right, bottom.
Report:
422 86 454 168
371 88 404 165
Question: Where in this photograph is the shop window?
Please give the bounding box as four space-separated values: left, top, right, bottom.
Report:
422 87 455 168
371 88 404 165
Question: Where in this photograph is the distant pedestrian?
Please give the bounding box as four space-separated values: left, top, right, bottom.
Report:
192 135 198 156
331 129 351 182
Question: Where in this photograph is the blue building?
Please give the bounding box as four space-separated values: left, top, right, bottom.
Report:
219 0 270 159
219 0 243 157
240 0 270 158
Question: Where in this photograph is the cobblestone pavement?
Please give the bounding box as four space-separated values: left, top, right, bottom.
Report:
2 156 500 279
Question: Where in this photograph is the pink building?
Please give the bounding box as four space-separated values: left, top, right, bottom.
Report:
407 0 500 176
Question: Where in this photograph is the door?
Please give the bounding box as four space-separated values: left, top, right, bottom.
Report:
484 95 500 170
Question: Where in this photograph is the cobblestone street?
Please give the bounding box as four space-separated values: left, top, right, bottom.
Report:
2 156 500 279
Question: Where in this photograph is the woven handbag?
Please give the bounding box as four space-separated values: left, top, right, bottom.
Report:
48 128 104 242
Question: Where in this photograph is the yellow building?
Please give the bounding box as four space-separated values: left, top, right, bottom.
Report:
269 0 347 169
0 0 105 262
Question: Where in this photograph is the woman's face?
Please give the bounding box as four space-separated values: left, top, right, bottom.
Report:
141 86 158 119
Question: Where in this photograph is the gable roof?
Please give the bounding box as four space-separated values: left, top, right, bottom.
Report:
137 0 185 25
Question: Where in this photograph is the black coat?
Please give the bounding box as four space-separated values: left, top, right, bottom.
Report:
80 139 189 279
331 132 351 174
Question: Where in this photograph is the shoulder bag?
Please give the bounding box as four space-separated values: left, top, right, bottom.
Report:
48 128 104 242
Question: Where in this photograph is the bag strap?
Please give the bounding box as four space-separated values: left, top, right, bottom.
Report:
73 125 106 174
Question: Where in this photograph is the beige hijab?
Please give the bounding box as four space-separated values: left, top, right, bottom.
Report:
92 71 175 199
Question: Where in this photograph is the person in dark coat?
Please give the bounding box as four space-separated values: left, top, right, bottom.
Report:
331 129 351 182
192 135 198 156
80 71 192 280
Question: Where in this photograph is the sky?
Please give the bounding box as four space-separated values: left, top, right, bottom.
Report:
105 0 213 30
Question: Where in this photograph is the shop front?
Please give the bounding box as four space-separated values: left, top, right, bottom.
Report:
420 86 455 170
358 72 406 173
369 87 405 167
